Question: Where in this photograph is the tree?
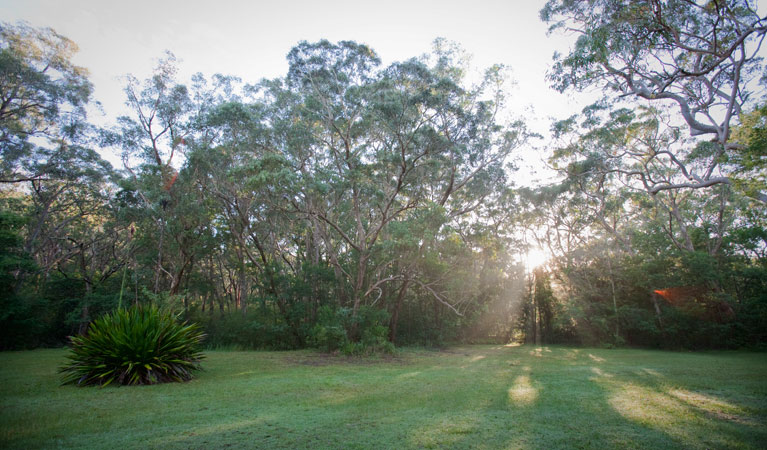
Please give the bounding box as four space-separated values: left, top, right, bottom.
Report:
729 103 767 200
0 22 115 274
542 0 767 201
549 105 735 255
104 53 197 294
0 22 94 184
0 23 124 335
279 40 526 336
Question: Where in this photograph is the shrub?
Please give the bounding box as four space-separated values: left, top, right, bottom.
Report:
59 305 205 386
353 307 395 355
308 306 395 355
192 309 301 350
343 323 395 355
308 306 350 352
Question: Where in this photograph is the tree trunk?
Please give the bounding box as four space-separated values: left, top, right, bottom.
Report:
388 279 410 343
606 253 620 340
153 218 165 293
651 292 663 329
526 272 536 344
349 253 368 340
532 270 540 345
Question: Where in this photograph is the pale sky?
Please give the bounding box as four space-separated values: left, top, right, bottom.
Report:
1 0 595 182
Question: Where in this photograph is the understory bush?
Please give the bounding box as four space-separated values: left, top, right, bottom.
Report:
308 306 349 352
195 310 299 350
59 305 205 386
309 306 394 355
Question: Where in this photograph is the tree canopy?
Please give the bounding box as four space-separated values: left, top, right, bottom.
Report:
542 0 767 200
2 6 766 351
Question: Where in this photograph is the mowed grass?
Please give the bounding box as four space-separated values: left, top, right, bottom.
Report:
1 346 765 449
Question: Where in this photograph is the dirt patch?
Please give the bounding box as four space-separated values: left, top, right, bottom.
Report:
285 352 407 367
707 410 761 426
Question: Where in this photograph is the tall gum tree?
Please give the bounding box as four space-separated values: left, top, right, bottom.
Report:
280 40 527 332
103 53 198 294
549 105 735 255
541 0 767 202
0 23 138 336
0 22 94 184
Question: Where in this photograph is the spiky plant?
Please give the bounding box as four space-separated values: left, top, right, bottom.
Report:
60 305 205 386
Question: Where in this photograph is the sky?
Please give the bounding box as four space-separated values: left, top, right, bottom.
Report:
0 0 595 183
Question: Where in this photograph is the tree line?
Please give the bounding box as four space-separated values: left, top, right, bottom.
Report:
2 1 766 351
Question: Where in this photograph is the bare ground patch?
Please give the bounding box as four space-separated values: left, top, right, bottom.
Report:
285 352 407 366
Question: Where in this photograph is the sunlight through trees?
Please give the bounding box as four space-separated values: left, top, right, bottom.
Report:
2 1 766 351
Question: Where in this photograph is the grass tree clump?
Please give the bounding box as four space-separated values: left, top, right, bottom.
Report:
59 305 205 386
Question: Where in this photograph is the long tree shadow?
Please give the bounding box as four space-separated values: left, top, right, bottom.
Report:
445 346 767 449
27 347 764 449
145 346 767 449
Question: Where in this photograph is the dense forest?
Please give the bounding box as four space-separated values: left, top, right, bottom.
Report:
2 0 766 352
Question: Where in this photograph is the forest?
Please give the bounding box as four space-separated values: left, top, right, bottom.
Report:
2 0 766 354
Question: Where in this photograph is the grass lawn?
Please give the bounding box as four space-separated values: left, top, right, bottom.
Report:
1 345 765 449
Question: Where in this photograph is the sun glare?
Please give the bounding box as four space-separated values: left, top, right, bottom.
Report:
526 248 550 270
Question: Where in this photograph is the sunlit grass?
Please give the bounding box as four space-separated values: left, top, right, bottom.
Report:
1 346 765 449
508 373 538 405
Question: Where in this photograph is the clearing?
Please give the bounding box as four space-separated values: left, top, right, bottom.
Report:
1 345 765 449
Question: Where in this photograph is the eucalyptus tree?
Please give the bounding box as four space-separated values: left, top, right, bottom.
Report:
0 23 133 335
544 103 740 342
104 53 199 294
549 104 737 255
0 23 109 252
729 103 767 201
0 22 112 270
542 106 764 347
189 98 303 319
0 22 94 184
279 40 527 335
542 0 767 202
534 0 767 347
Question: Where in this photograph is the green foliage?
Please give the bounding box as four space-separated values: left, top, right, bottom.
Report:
730 103 767 201
59 305 205 386
63 292 122 333
344 306 395 355
196 310 299 351
139 287 186 314
0 211 35 289
0 22 93 177
308 306 394 355
308 306 349 352
0 210 40 349
4 20 767 355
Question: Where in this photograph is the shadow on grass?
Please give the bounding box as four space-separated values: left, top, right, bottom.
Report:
137 346 767 449
443 346 766 449
2 347 765 449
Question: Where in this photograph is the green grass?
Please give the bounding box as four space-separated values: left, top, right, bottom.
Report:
1 345 765 449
